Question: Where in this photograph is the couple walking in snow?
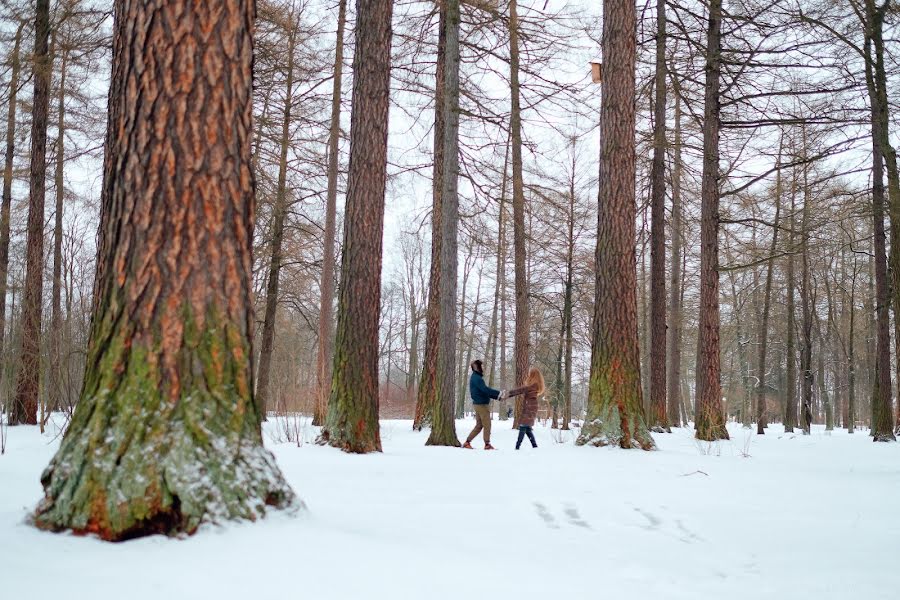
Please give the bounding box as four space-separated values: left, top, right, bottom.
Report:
462 359 545 451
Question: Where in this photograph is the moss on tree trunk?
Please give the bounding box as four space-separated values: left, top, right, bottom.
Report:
32 0 295 540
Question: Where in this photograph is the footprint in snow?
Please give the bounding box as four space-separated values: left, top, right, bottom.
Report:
564 505 591 529
533 502 560 529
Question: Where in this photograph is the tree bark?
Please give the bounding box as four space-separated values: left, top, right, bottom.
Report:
648 0 668 433
314 0 347 427
576 0 653 450
427 0 461 447
694 0 728 441
414 1 447 431
509 0 529 428
33 0 295 539
666 83 684 428
11 0 52 426
0 21 24 371
319 0 393 453
800 145 814 436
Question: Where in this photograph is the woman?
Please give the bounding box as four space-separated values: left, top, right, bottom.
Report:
506 366 545 450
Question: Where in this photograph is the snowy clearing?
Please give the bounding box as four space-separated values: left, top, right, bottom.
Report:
1 417 898 599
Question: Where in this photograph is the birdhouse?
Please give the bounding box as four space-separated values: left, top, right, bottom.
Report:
590 61 602 83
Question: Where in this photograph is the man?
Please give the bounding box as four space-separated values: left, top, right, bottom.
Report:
463 360 505 450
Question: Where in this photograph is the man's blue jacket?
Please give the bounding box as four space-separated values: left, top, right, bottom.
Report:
469 371 500 405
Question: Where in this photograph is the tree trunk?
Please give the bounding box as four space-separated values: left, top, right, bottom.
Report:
414 0 447 431
756 136 782 434
694 0 728 441
48 42 67 423
319 0 393 453
11 0 52 427
256 24 297 421
784 175 798 433
427 0 461 447
314 0 347 427
562 140 576 431
33 0 295 539
865 0 899 438
576 0 653 450
486 136 510 389
800 144 814 436
648 0 668 433
509 0 529 428
666 83 684 428
0 21 24 372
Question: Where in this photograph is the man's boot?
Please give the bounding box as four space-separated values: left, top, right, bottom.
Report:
484 442 496 450
463 441 474 449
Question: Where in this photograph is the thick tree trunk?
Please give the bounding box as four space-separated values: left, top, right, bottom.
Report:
576 0 653 450
33 0 295 539
256 26 297 420
48 43 67 422
427 0 461 447
648 0 668 433
509 0 529 428
756 138 782 434
414 1 447 431
320 0 393 453
314 0 347 427
666 85 684 428
11 0 52 427
0 22 23 371
694 0 728 441
865 0 900 438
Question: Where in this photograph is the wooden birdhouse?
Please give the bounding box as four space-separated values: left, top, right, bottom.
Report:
590 61 602 83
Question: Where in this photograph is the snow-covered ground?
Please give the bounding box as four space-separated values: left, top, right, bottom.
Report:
1 416 898 599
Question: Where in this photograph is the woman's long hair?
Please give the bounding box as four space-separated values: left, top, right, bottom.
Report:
524 366 546 395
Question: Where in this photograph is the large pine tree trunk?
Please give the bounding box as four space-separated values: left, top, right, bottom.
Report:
414 2 447 431
11 0 52 426
320 0 393 453
257 24 297 420
865 0 900 438
0 21 23 372
426 0 461 447
509 0 529 428
576 0 653 450
33 0 295 539
648 0 668 434
666 85 684 428
314 0 347 427
694 0 728 441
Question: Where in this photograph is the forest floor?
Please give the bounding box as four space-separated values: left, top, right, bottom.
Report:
1 416 898 599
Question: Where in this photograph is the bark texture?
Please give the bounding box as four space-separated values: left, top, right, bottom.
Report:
11 0 52 426
509 0 529 427
694 0 729 441
319 0 393 453
33 0 295 540
413 0 447 431
648 0 669 433
314 0 347 427
576 0 654 450
426 0 461 447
